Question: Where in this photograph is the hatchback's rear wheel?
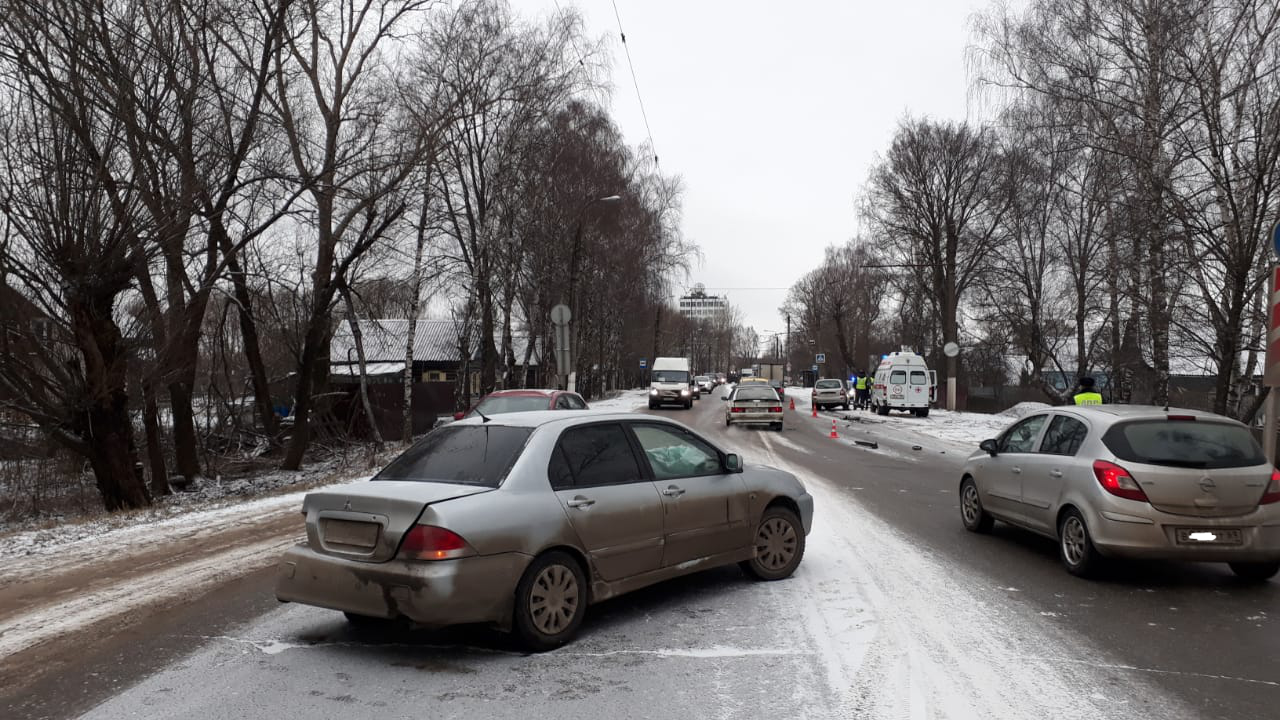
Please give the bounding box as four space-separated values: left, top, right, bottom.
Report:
740 506 805 581
1228 561 1279 583
514 551 587 651
1058 508 1100 577
959 478 993 533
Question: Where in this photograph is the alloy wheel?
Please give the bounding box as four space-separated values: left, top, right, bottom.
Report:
961 484 981 525
1061 516 1087 567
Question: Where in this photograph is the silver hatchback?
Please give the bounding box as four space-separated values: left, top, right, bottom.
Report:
959 406 1280 581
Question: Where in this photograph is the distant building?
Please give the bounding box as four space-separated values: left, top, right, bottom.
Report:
678 284 727 321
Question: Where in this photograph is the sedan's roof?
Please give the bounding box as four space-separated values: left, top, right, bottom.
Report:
451 410 655 428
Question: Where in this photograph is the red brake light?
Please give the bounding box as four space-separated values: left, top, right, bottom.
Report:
769 406 782 412
1166 415 1196 421
731 407 744 413
398 525 473 560
1261 469 1280 505
1093 460 1148 502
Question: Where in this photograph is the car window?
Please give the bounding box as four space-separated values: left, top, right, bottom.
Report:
1102 420 1266 469
889 370 907 384
563 394 587 410
375 426 532 488
555 424 642 488
652 370 689 384
630 424 722 480
815 379 842 389
548 444 575 490
910 371 926 385
555 396 572 409
694 376 710 383
472 395 548 416
734 386 778 401
1040 415 1088 456
998 415 1047 453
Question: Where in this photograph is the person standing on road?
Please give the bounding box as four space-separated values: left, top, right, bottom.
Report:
855 371 871 410
1072 376 1103 405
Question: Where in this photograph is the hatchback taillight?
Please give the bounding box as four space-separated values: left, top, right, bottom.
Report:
1093 460 1148 503
769 406 782 412
398 525 474 561
1261 469 1280 505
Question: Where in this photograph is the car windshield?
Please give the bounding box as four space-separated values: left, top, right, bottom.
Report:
470 395 549 416
735 386 778 401
1102 420 1265 469
695 376 710 382
374 425 533 487
815 380 841 389
652 370 689 383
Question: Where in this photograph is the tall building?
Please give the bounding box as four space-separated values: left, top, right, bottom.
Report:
678 284 728 320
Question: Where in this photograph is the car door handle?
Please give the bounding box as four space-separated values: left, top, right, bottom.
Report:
567 496 595 509
661 485 686 497
1011 467 1022 474
1050 469 1063 478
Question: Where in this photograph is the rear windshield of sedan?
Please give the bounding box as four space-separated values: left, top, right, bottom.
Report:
735 386 778 401
1102 420 1266 469
815 380 842 389
374 426 533 487
471 395 549 416
695 376 711 382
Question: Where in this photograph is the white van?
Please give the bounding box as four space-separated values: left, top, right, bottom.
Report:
649 357 693 409
870 351 936 417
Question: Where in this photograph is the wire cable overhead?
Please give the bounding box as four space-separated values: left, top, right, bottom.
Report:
611 0 659 166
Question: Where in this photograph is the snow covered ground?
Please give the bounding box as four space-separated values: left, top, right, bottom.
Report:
787 386 1050 452
587 387 651 412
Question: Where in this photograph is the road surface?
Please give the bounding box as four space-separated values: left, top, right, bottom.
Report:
2 389 1276 719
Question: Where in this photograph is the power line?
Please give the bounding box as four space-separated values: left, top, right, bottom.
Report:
611 0 659 166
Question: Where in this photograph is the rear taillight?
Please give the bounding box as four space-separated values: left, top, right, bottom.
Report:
769 406 782 412
1093 460 1148 502
731 407 744 413
398 525 474 560
1261 469 1280 505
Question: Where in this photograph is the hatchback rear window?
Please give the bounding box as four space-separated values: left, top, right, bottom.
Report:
816 380 842 389
1102 420 1265 469
375 426 533 487
471 395 550 416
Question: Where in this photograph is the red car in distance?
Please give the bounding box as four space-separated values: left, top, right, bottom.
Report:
454 389 589 421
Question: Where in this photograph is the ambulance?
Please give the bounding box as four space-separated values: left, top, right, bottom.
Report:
870 351 937 417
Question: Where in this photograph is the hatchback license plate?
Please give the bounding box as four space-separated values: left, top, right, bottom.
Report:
323 519 380 549
1175 528 1242 546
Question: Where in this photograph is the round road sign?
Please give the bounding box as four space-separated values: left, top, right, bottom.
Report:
943 342 960 358
550 304 571 327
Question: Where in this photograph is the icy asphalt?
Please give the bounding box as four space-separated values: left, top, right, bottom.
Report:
6 388 1278 719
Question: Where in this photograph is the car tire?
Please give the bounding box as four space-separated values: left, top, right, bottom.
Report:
1228 561 1279 583
918 407 930 418
959 477 994 533
513 551 588 652
685 400 693 409
877 404 889 416
1058 508 1101 577
842 403 849 410
740 506 806 581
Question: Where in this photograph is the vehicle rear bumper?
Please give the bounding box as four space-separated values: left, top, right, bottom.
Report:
728 413 782 425
274 544 531 628
1088 507 1280 562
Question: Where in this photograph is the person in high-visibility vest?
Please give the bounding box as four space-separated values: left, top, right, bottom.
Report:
1073 376 1103 405
855 371 871 409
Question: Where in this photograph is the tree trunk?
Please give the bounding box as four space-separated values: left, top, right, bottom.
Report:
215 219 279 437
340 285 384 447
142 377 169 497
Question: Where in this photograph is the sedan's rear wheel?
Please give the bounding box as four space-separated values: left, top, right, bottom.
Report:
514 551 587 651
1228 561 1279 583
740 506 805 581
1058 508 1100 577
959 477 993 533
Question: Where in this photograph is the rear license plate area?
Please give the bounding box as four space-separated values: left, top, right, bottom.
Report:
322 518 381 550
1174 528 1242 546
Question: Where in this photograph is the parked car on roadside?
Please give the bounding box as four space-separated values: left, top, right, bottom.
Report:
274 411 814 650
811 379 849 411
723 383 784 431
959 405 1280 581
455 389 587 421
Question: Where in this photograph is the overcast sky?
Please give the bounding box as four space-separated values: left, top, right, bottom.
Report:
527 0 994 342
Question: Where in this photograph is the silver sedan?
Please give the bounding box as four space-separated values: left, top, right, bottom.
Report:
275 411 814 650
959 405 1280 581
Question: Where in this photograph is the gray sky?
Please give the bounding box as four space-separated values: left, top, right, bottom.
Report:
530 0 993 339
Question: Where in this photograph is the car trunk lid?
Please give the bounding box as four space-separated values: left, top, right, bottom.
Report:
303 481 492 562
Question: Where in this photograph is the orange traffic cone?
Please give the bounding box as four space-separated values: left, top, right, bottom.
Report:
789 397 796 411
830 419 839 439
811 403 818 418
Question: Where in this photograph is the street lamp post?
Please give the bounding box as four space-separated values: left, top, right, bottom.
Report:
562 194 621 393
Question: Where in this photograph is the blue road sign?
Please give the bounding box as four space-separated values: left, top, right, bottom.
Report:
815 353 826 364
639 358 647 369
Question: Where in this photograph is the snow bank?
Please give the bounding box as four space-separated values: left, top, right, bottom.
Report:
587 388 650 413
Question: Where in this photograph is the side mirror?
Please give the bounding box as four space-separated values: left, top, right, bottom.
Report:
979 439 998 456
720 395 728 401
724 453 743 473
453 411 465 421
